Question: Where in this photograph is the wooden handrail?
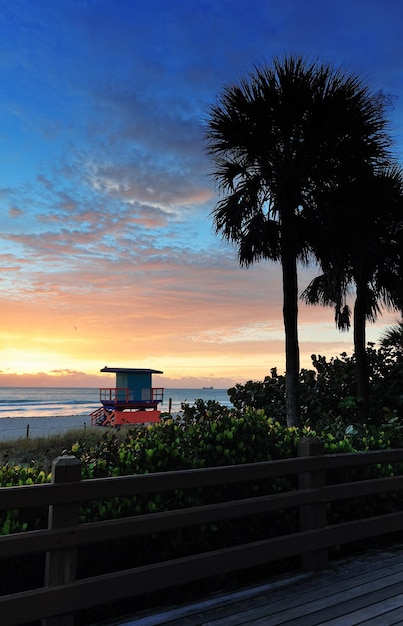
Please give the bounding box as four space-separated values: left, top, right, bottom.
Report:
0 443 403 625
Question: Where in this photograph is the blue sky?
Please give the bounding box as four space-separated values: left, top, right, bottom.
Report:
0 0 403 387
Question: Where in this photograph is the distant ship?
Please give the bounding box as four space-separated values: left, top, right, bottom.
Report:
203 386 214 389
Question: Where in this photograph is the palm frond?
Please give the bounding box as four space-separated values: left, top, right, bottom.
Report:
381 320 403 349
336 304 352 331
238 215 280 265
301 272 351 307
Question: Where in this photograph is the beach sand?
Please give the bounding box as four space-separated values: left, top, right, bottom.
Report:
0 415 93 442
0 412 180 442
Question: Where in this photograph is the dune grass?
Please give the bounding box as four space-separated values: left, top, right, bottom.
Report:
0 426 118 471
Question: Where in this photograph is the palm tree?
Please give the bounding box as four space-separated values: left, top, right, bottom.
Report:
302 166 403 420
381 320 403 353
206 54 390 426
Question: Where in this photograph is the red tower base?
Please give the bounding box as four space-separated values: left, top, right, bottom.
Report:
114 410 161 425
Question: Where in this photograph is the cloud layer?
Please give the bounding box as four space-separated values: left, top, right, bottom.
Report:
0 0 402 387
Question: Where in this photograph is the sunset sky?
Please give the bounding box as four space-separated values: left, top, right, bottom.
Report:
1 0 403 389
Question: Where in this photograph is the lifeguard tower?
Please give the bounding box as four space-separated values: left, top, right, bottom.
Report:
90 366 164 427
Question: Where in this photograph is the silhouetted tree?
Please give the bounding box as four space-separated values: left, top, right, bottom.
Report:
206 54 390 426
303 165 403 420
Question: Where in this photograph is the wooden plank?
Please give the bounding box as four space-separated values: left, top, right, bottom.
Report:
355 603 403 626
1 448 402 511
108 573 312 626
0 487 319 558
43 457 81 626
323 511 403 546
323 474 403 501
0 455 328 510
0 530 327 624
319 594 403 625
251 578 403 625
323 449 403 469
174 568 403 626
199 572 403 625
4 500 401 564
114 548 403 626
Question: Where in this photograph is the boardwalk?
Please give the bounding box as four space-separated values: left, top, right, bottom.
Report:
114 545 403 626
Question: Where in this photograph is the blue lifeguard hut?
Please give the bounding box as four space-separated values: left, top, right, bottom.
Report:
90 366 164 427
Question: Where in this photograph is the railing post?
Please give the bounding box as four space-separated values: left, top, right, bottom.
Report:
42 456 81 626
298 437 328 571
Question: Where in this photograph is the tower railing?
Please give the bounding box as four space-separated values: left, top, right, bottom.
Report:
99 387 129 403
152 387 164 402
99 387 164 404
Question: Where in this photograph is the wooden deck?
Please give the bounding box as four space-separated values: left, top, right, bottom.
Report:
113 545 403 626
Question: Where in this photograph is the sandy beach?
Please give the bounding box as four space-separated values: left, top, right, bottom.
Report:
0 413 183 442
0 415 94 442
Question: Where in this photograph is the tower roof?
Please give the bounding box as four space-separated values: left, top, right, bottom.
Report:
100 367 163 374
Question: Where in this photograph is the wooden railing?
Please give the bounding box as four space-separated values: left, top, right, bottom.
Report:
1 439 403 626
99 387 164 404
99 387 129 403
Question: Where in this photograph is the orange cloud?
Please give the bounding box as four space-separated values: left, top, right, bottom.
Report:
0 254 395 389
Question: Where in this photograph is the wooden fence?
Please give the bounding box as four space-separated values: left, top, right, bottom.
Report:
1 439 403 626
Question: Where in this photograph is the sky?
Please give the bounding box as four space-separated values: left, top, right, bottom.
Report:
0 0 403 389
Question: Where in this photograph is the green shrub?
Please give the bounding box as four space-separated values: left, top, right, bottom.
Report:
2 397 403 607
229 343 403 432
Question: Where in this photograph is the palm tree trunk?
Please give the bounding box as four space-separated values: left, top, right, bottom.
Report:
353 283 369 421
282 244 301 427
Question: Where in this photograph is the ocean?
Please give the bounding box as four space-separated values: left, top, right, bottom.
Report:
0 387 232 441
